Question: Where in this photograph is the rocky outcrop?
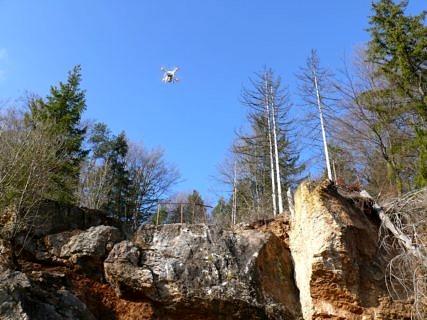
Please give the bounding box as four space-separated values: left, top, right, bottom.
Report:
0 269 95 320
0 179 416 320
10 200 121 264
104 241 154 297
60 226 122 274
289 180 411 320
36 230 82 262
105 224 301 319
17 225 122 277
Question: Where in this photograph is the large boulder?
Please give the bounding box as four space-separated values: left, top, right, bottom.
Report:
36 230 83 263
19 226 122 278
105 224 302 319
59 225 122 276
11 201 121 262
289 180 411 320
60 225 122 262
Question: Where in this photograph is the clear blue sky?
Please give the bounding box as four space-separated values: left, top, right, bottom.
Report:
0 1 424 205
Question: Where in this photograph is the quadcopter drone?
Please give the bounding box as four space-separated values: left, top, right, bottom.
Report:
161 66 180 83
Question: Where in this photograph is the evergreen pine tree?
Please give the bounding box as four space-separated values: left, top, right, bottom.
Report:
367 0 427 187
27 65 88 203
233 68 304 219
88 122 114 160
104 132 131 220
185 190 206 223
79 122 131 216
212 197 232 226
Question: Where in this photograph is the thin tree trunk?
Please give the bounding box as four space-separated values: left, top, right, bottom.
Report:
332 160 337 183
232 161 237 225
265 80 278 217
313 67 332 180
271 88 284 214
253 147 261 218
156 203 160 225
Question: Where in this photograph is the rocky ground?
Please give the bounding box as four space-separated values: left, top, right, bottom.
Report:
0 181 415 319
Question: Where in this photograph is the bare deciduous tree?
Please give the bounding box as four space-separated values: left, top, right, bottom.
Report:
0 108 64 239
77 158 112 210
126 143 180 229
332 49 417 198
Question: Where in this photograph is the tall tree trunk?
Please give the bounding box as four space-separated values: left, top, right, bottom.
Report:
232 161 237 225
313 65 332 181
271 88 284 214
265 81 278 217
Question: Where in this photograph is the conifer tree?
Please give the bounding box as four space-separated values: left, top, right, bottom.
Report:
297 50 335 181
185 190 206 223
27 65 88 203
232 68 304 219
212 197 232 226
78 123 130 214
367 0 427 187
104 132 131 220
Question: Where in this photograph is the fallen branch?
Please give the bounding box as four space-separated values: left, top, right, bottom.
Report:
360 189 427 267
360 188 427 319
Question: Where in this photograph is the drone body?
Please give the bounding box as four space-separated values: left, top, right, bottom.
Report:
161 66 180 83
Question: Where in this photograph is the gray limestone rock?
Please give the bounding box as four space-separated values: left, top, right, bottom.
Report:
60 225 122 276
105 224 301 319
60 225 122 261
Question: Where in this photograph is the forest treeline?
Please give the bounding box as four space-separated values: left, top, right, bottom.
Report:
0 0 425 231
212 0 426 226
0 65 181 234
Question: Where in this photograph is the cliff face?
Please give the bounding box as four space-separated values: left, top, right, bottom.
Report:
0 181 414 319
290 180 411 320
105 225 301 319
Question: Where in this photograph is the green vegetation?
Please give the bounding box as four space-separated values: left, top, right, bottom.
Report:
213 0 426 221
26 65 87 203
0 0 425 231
1 66 180 232
0 109 63 239
215 68 304 225
367 0 427 187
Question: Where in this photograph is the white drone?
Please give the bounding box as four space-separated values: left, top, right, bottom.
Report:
161 66 180 83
